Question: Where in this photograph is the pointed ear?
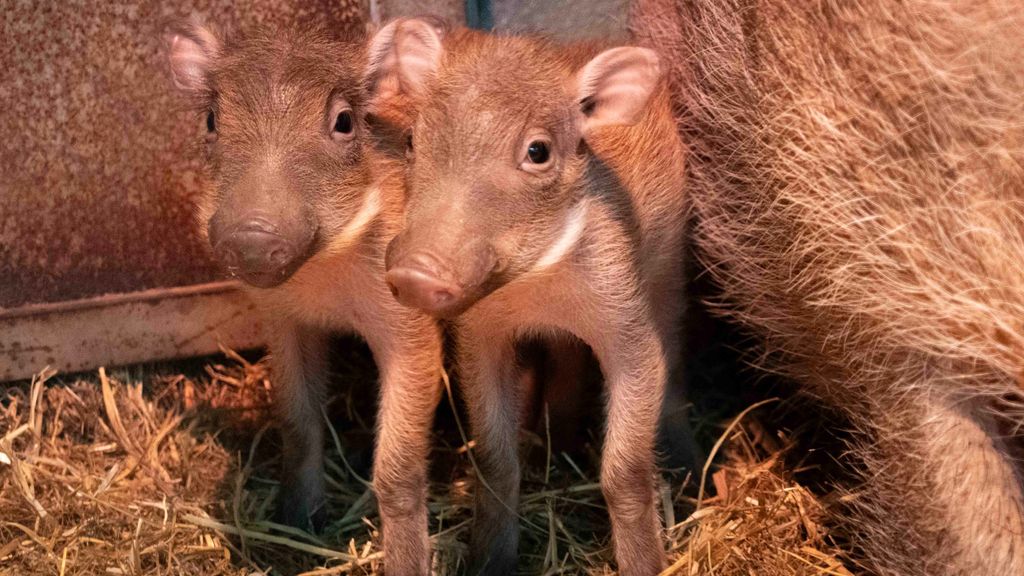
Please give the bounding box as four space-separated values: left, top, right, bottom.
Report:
575 47 661 134
164 21 220 92
365 17 445 101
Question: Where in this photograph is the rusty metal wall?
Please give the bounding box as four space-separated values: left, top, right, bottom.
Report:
491 0 629 40
0 0 618 380
0 0 613 312
375 0 466 24
0 0 370 310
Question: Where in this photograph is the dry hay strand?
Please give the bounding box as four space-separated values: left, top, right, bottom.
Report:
0 367 240 575
660 400 851 576
2 358 848 575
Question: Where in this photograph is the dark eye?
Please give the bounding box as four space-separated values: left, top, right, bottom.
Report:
333 110 353 135
526 140 550 164
203 110 217 143
405 134 414 155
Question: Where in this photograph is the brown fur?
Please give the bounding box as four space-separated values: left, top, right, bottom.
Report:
166 24 443 575
630 1 1024 574
371 21 693 575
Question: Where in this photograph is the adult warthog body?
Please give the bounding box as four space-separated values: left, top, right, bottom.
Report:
632 1 1024 574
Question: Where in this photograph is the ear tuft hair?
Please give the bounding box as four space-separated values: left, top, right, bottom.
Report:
365 17 446 101
575 47 661 133
165 19 220 92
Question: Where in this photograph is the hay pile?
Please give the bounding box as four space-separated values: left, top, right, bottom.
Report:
1 353 849 575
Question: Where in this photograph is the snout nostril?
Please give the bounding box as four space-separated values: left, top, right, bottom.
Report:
218 246 238 266
431 289 455 307
267 248 290 268
385 264 463 314
211 224 305 288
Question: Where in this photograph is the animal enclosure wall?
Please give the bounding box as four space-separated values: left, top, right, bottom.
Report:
0 0 626 380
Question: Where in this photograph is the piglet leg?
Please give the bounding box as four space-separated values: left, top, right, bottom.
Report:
269 320 330 531
460 329 523 575
595 324 668 576
367 320 444 576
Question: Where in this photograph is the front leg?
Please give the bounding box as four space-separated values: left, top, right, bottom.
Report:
364 316 444 576
268 319 331 531
459 323 524 575
592 322 668 576
568 255 669 575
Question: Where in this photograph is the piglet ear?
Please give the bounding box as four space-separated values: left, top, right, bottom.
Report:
366 17 445 101
165 21 220 92
575 47 661 134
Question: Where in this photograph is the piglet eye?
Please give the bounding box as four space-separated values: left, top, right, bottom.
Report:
405 134 414 156
333 110 354 135
327 100 356 141
526 140 550 164
203 110 218 143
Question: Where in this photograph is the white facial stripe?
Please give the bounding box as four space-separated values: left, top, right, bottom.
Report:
322 185 382 256
534 200 589 271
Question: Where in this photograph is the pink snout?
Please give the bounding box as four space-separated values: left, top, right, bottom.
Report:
385 252 465 317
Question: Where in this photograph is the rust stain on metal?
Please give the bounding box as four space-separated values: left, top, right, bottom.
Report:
0 281 263 381
0 0 368 309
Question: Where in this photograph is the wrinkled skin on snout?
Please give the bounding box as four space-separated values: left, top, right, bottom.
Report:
205 168 317 288
167 26 374 288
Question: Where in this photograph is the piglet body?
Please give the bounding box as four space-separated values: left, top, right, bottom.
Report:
165 24 442 575
371 21 691 575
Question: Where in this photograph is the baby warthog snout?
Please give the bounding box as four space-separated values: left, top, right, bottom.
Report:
385 232 499 318
207 212 314 289
385 251 463 315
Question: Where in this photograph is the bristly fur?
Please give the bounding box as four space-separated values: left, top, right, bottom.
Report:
631 1 1024 574
165 20 445 575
